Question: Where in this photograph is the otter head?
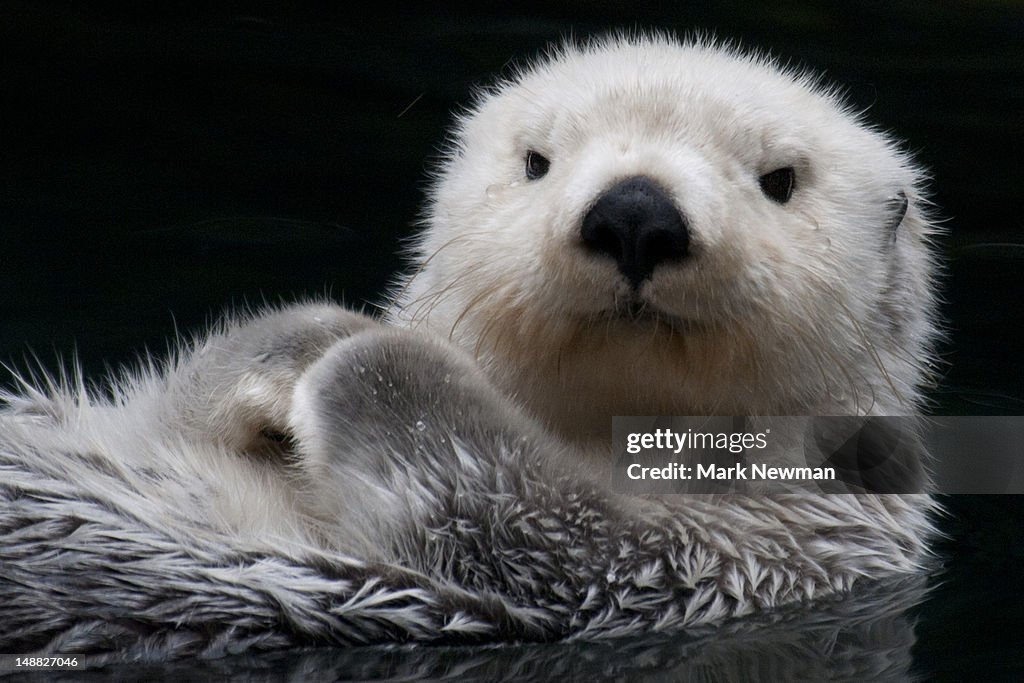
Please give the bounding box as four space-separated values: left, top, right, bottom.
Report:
390 35 938 445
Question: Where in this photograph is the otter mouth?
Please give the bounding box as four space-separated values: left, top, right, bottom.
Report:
604 300 706 334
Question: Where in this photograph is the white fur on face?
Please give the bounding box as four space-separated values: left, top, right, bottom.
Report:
391 35 937 441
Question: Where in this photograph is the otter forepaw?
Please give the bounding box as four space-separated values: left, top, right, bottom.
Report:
169 303 379 455
291 328 514 451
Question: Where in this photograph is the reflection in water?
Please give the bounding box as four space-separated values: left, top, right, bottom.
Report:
39 575 930 682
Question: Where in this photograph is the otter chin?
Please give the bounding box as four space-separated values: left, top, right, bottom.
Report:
388 34 938 446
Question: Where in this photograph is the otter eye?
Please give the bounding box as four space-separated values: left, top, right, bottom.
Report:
759 167 795 204
525 151 550 180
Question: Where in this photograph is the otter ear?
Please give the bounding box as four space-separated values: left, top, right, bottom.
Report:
887 191 909 237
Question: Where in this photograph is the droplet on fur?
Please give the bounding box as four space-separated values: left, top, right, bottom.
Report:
415 420 426 432
485 184 501 199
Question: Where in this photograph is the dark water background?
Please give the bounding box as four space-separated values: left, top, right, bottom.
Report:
1 3 1022 680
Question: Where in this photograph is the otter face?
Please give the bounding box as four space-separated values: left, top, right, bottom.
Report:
391 36 937 443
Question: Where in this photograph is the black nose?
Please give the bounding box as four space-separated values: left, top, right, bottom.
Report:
580 176 689 287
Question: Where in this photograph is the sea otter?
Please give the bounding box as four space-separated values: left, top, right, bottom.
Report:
0 34 939 659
